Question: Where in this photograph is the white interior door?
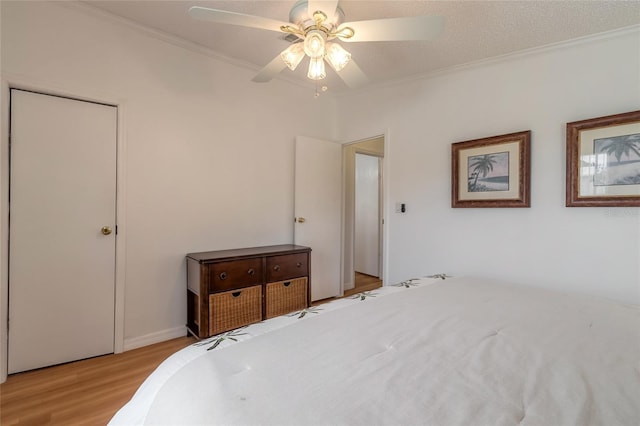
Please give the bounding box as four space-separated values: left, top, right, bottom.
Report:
8 90 117 374
354 153 380 277
294 136 342 301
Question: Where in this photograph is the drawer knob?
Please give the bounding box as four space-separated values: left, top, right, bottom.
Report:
219 272 227 280
247 268 255 276
296 262 302 268
273 265 280 272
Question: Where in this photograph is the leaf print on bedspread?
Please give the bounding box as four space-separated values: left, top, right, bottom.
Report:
394 278 421 288
350 291 378 301
194 327 248 351
288 306 323 319
426 273 451 280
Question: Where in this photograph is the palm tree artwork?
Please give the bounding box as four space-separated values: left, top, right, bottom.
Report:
467 152 509 192
594 133 640 186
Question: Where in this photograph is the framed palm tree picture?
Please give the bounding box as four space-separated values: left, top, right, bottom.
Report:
566 110 640 207
452 131 531 208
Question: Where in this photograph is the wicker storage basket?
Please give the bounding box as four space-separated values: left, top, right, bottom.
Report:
265 277 308 319
209 285 262 335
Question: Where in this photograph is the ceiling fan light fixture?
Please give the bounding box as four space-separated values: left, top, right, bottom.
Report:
281 42 305 70
325 42 351 71
304 30 326 58
308 57 326 80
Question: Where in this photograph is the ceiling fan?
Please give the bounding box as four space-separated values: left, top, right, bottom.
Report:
188 0 444 89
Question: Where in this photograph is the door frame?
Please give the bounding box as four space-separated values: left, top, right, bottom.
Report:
0 75 128 382
341 130 389 292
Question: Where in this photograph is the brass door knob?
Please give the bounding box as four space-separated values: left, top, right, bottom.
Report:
101 226 112 236
296 217 306 223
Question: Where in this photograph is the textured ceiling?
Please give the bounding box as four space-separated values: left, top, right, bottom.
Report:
84 0 640 93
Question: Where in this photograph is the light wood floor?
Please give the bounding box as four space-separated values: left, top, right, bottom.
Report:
343 271 383 297
0 336 195 425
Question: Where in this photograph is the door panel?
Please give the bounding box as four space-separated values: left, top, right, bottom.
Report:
294 136 342 301
8 90 117 373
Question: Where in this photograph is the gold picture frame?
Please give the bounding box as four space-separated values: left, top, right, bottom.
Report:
566 110 640 207
452 131 531 208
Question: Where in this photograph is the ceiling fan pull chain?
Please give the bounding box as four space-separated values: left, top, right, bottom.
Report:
314 81 328 98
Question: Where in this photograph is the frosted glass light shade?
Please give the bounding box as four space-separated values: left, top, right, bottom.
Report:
280 43 305 70
325 43 351 71
308 57 326 80
304 30 326 58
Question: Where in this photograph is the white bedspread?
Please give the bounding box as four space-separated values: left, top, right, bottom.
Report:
110 277 640 425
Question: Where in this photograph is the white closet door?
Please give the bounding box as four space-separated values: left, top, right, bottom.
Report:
294 136 342 301
8 90 117 373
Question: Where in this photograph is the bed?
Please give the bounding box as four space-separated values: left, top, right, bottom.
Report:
110 276 640 425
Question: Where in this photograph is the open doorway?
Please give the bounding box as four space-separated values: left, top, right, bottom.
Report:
342 136 384 296
354 153 381 285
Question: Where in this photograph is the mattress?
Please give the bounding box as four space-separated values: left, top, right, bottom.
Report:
110 276 640 425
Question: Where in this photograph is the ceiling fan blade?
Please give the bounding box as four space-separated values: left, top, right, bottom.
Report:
252 54 288 83
188 6 290 33
308 0 339 20
339 15 444 42
335 58 368 89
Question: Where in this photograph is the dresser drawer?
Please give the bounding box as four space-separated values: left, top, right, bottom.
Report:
266 253 308 282
265 277 308 319
209 258 263 293
209 285 262 335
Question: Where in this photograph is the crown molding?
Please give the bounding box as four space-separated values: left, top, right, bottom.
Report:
336 23 640 98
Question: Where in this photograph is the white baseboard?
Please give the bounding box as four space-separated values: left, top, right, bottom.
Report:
123 326 187 352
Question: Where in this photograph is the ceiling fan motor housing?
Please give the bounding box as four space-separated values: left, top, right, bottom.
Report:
289 0 345 33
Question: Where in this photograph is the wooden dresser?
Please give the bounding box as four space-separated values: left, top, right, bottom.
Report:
186 245 311 338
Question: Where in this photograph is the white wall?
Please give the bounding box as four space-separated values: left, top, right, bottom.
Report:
337 28 640 305
0 0 336 373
